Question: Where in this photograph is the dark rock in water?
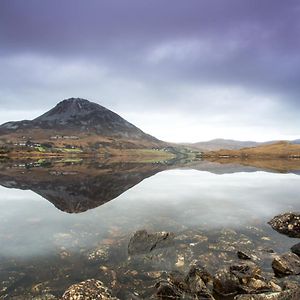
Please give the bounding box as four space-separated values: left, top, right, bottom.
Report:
237 251 252 260
268 213 300 238
185 263 214 299
155 280 182 299
62 279 119 300
234 287 300 299
291 243 300 257
221 263 280 295
128 230 175 255
186 262 212 286
156 264 215 299
168 270 189 292
229 263 261 281
272 253 300 277
213 269 240 296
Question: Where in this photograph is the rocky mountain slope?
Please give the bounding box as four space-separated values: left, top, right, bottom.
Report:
0 98 159 142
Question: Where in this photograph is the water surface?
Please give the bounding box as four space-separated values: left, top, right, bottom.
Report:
0 161 299 299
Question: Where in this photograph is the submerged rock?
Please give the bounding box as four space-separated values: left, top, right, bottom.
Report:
268 213 300 238
185 263 214 299
234 287 300 299
128 230 175 255
155 280 182 299
291 243 300 257
213 268 240 296
62 279 119 300
237 251 252 260
156 264 215 299
272 253 300 277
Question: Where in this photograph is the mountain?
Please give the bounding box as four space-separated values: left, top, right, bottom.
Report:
0 98 158 142
0 98 172 155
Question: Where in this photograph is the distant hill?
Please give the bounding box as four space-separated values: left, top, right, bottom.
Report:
204 141 300 158
183 139 260 151
184 138 294 151
292 139 300 145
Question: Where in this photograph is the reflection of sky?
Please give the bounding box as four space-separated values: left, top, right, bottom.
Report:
0 170 300 257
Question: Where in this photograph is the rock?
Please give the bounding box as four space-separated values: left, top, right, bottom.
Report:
185 263 214 299
272 253 300 277
234 287 300 299
238 251 252 260
229 263 261 282
168 270 189 291
291 243 300 257
128 230 175 255
186 262 212 285
155 280 181 299
62 279 119 300
268 213 300 238
213 269 240 296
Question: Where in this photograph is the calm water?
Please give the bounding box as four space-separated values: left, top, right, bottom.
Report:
0 161 300 299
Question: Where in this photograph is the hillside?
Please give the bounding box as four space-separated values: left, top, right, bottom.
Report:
0 98 160 142
185 139 260 151
204 141 300 159
0 98 176 158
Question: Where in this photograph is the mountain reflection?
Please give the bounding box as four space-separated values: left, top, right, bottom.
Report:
0 158 299 213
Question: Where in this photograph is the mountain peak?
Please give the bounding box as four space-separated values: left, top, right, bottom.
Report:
58 97 97 107
34 98 107 122
0 97 160 143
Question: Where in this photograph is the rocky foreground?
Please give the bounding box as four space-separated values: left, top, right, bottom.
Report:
59 214 300 300
3 213 300 300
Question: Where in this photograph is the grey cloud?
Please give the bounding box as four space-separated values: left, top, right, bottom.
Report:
0 0 299 141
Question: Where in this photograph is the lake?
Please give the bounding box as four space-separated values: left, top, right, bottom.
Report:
0 160 300 299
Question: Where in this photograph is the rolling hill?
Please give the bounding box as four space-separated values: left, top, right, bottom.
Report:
204 141 300 158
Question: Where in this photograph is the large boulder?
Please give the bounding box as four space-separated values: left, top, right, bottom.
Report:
62 279 119 300
272 253 300 277
268 213 300 238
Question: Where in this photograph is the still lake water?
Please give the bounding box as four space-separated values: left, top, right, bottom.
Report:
0 161 300 299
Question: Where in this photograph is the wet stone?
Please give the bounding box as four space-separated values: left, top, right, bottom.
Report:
155 280 182 299
62 279 119 300
290 243 300 257
229 263 261 282
87 245 110 262
268 213 300 238
128 230 175 255
213 268 240 296
237 251 252 260
272 253 300 277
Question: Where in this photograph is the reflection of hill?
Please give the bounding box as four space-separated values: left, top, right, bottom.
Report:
202 158 300 174
0 159 299 214
0 162 167 213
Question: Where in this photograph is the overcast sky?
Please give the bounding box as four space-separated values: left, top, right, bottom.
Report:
0 0 300 142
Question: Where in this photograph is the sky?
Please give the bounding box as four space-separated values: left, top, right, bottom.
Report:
0 0 300 143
